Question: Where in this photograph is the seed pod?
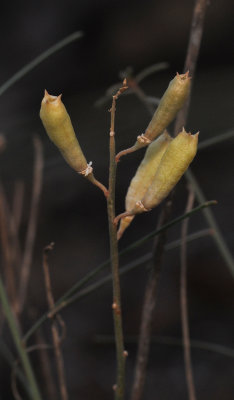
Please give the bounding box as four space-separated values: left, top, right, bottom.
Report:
40 91 108 196
115 72 191 162
117 131 172 239
144 72 191 142
40 90 88 173
138 129 198 212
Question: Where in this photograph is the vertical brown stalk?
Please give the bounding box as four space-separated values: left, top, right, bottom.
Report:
175 1 208 398
43 243 69 400
130 200 172 400
131 1 208 399
180 188 196 400
35 328 58 400
174 0 209 133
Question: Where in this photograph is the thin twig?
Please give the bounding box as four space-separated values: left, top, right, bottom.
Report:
174 0 209 134
23 199 217 343
130 200 172 400
35 329 58 400
12 181 24 234
180 188 197 400
107 80 128 400
127 76 155 115
18 136 43 313
42 243 69 400
130 1 209 398
171 0 234 280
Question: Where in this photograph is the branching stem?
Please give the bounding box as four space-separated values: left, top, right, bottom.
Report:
107 86 127 400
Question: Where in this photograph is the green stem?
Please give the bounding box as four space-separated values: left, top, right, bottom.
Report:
108 96 125 400
0 276 42 400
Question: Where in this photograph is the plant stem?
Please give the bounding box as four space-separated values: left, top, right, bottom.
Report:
22 200 216 343
43 243 68 400
0 276 42 400
130 200 172 400
107 92 126 400
174 0 209 134
180 188 197 400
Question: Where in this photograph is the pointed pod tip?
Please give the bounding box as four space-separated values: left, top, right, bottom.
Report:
176 71 191 81
42 91 63 106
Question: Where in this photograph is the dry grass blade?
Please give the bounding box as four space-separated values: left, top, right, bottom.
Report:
186 168 234 277
95 334 234 359
198 129 234 150
0 31 83 97
135 62 169 83
18 136 43 314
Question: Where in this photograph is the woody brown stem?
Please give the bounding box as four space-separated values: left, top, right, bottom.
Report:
180 188 197 400
130 200 172 400
43 243 69 400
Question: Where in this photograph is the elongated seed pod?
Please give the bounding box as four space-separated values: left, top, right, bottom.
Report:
117 131 172 239
40 91 108 196
40 90 88 173
130 129 198 214
116 72 191 162
144 72 191 141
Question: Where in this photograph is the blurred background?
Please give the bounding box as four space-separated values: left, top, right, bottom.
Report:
0 0 234 399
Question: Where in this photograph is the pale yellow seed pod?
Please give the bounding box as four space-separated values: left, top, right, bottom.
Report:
143 72 191 142
115 72 191 162
117 131 172 239
40 91 108 196
138 129 199 212
40 90 88 174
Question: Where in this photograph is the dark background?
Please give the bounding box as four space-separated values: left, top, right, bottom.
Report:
0 0 234 399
